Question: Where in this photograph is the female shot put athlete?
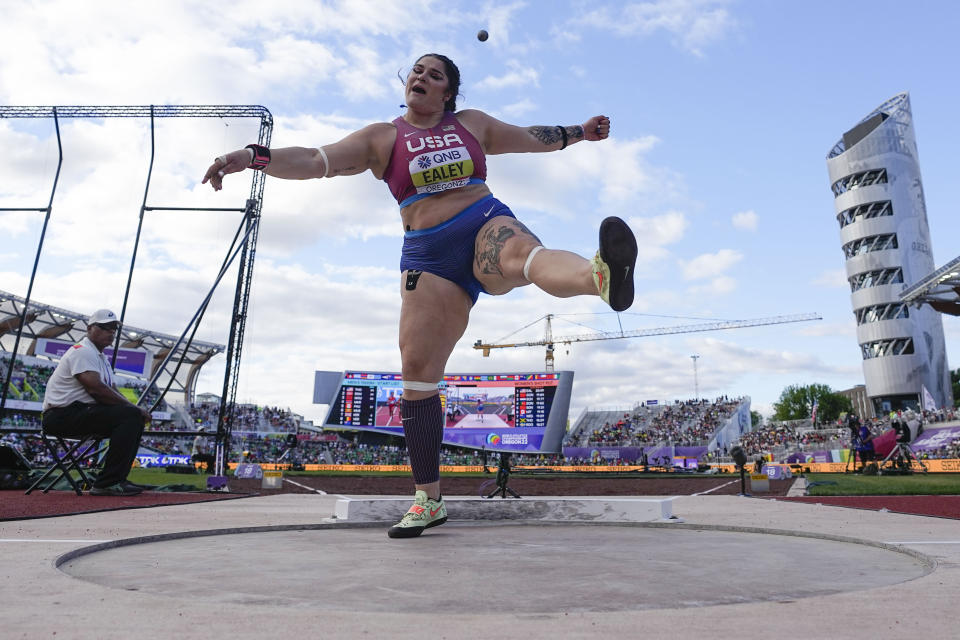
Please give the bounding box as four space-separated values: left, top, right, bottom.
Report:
203 53 638 538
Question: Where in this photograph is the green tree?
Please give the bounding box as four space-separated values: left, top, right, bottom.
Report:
952 368 959 408
772 383 853 424
750 410 762 427
950 369 960 408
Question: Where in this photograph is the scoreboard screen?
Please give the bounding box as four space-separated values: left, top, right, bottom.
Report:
321 370 574 453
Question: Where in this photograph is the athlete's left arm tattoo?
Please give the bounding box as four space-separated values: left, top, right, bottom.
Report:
564 125 585 142
527 126 562 147
526 125 585 148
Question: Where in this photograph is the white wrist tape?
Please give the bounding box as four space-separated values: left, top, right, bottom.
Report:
318 146 330 178
403 380 440 392
245 147 255 166
522 245 545 282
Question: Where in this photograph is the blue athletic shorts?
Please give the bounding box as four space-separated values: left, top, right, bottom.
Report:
400 195 515 305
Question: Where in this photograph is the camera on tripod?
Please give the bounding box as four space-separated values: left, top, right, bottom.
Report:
485 452 521 499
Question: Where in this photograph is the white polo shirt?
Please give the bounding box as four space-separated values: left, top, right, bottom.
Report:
42 337 115 410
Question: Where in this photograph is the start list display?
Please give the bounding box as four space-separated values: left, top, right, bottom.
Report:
330 384 379 426
514 385 550 427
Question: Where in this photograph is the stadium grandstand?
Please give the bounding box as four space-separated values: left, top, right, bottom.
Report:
0 289 224 409
3 289 957 472
3 385 958 471
0 290 231 461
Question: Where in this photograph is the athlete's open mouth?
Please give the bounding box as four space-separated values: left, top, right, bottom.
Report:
411 86 426 95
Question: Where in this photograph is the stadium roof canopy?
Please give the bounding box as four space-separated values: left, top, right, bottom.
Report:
0 289 224 406
899 253 960 316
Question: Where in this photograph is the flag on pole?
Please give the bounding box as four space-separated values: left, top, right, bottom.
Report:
921 385 937 412
811 398 818 425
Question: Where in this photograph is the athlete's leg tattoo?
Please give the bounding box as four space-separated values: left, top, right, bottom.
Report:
475 219 541 277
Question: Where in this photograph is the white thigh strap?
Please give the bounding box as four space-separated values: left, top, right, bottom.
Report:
523 245 545 282
404 380 440 392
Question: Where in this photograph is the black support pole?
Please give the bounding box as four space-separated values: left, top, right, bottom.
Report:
1 108 63 414
113 106 156 370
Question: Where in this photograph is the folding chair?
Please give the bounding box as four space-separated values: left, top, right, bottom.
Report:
24 434 107 496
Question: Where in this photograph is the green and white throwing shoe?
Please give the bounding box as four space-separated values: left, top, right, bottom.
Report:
387 490 448 539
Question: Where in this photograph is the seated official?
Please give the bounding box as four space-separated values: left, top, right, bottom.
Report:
41 309 151 496
192 427 215 473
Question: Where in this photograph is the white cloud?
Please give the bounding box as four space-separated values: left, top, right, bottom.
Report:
500 99 539 118
813 269 849 288
797 320 856 338
680 249 742 281
687 275 736 296
629 210 688 246
576 0 738 56
731 209 757 231
481 0 529 50
484 134 678 239
2 0 816 428
474 61 540 91
627 210 689 267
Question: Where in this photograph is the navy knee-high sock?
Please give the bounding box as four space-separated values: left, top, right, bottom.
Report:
401 394 443 484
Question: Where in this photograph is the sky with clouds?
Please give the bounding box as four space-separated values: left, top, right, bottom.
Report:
1 0 957 424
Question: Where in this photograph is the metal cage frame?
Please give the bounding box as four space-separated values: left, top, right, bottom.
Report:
0 105 273 476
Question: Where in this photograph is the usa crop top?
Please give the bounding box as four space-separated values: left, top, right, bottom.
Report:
383 111 487 209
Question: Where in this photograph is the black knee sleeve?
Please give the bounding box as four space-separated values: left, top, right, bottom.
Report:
401 395 443 484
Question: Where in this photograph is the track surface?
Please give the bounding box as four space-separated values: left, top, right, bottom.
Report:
779 495 960 519
6 475 960 520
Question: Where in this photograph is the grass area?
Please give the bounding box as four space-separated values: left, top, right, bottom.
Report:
805 472 960 496
127 467 210 490
282 469 735 479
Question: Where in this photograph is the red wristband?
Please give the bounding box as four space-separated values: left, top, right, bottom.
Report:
245 144 271 170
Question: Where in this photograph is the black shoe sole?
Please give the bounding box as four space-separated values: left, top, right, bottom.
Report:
386 516 447 539
598 216 638 312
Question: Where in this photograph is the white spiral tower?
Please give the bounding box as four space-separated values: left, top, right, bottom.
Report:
826 92 951 414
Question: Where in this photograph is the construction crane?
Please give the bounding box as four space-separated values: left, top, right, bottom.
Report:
473 313 822 371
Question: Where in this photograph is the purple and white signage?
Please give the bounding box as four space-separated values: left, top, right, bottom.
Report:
37 338 151 378
135 454 192 467
911 426 960 452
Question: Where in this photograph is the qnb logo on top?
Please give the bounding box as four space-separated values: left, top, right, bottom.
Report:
408 144 475 195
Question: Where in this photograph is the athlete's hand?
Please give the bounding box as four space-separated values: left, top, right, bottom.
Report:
583 115 611 141
202 149 250 191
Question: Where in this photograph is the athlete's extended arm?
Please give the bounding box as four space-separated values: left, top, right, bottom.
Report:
458 110 610 156
202 123 393 190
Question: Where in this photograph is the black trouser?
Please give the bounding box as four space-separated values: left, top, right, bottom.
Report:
192 453 215 473
42 402 145 488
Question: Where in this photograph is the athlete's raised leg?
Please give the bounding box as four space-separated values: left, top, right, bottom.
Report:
474 214 637 311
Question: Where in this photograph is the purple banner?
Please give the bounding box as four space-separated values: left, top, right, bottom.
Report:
559 445 708 463
37 338 150 377
374 426 546 452
562 446 645 462
911 426 960 452
761 465 793 480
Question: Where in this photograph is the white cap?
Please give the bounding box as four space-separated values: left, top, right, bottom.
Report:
88 308 119 326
